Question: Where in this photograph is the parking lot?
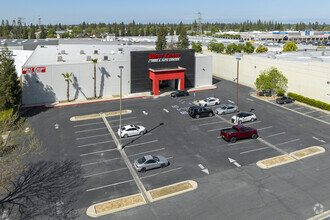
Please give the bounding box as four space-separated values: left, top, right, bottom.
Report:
24 77 330 219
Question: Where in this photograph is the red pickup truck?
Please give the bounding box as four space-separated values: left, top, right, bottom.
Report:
220 125 258 143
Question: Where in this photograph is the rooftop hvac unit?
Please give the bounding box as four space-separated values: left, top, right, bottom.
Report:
86 56 92 61
104 56 108 61
40 45 45 48
61 50 66 54
80 50 84 54
57 56 64 62
94 50 98 54
118 48 123 54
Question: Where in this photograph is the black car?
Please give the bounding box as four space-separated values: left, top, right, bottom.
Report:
170 90 189 97
188 106 214 119
276 96 295 104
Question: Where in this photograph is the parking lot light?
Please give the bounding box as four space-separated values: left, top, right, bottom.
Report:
235 55 242 124
119 66 124 149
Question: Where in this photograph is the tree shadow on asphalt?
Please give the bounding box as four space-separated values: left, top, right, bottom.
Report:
0 160 86 220
18 106 51 118
122 122 164 149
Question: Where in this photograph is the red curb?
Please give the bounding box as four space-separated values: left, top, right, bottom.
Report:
20 86 218 109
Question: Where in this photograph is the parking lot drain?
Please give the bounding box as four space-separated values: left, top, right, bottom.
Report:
148 180 198 202
70 110 132 121
257 155 296 169
86 193 145 217
290 146 325 160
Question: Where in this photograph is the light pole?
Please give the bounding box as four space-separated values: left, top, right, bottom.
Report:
119 66 124 149
235 56 241 125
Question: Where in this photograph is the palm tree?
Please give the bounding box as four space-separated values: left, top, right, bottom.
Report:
92 59 98 98
62 72 72 102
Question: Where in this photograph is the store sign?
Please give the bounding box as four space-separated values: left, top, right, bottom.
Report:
148 53 181 63
22 67 46 74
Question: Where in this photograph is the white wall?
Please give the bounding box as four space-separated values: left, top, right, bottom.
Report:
204 51 330 104
195 54 212 87
22 60 130 105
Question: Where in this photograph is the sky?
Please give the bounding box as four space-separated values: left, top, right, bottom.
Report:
1 0 330 25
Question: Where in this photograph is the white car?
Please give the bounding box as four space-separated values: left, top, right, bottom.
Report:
231 112 257 124
199 97 220 107
118 125 147 138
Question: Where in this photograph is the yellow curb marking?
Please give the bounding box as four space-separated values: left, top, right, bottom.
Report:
290 146 325 160
257 146 326 169
148 180 198 202
257 155 295 169
86 180 198 217
86 193 146 218
70 110 132 121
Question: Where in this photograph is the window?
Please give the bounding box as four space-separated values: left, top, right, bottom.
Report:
146 160 156 164
153 156 160 162
138 157 146 164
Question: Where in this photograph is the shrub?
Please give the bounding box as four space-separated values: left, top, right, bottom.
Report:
287 92 330 111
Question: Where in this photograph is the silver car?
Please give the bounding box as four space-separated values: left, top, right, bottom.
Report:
215 104 237 115
134 155 169 172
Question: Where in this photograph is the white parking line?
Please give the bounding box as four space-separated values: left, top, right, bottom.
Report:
199 121 227 126
81 157 121 166
74 121 104 127
77 140 114 148
228 139 253 146
86 179 134 192
312 136 326 143
240 146 270 154
75 127 107 133
257 126 273 131
317 115 329 119
228 100 235 104
247 98 254 101
84 167 128 178
124 140 159 148
80 148 117 157
127 148 165 158
276 139 300 146
292 107 306 110
119 133 152 139
76 133 110 140
244 121 261 125
140 167 183 179
207 128 222 132
305 110 317 114
264 132 286 138
108 117 137 123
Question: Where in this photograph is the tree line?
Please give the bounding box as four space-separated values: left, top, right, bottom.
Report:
0 19 330 39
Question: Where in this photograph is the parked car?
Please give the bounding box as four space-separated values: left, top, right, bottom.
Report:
231 112 257 124
134 155 169 172
258 90 271 97
170 90 189 97
199 97 220 107
221 125 258 143
118 125 147 138
215 105 237 115
188 106 214 119
276 96 295 104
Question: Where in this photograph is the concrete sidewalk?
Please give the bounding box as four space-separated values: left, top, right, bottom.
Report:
21 85 217 108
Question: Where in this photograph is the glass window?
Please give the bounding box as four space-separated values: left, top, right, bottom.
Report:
146 160 156 164
137 157 146 164
153 156 160 162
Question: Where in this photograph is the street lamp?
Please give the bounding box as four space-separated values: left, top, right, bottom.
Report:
235 54 242 124
118 66 124 149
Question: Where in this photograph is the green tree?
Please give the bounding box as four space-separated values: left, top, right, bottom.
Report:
256 45 268 53
177 27 189 49
92 59 98 98
61 72 72 102
283 42 298 52
207 39 225 53
22 26 28 39
47 28 56 38
39 25 46 39
243 42 255 54
192 41 202 53
155 26 167 50
0 45 21 110
255 67 288 96
226 43 238 55
237 43 245 53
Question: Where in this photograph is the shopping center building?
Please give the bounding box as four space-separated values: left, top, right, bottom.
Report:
21 44 212 105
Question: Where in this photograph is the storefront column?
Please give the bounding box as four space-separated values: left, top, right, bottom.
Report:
153 78 159 95
179 78 185 91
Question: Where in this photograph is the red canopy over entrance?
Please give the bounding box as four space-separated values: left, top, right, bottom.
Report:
149 67 186 95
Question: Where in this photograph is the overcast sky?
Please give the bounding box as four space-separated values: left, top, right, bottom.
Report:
2 0 330 24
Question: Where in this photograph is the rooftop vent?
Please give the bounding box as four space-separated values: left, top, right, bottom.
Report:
61 50 66 54
94 50 98 54
40 45 45 48
118 48 123 54
104 56 108 61
57 56 64 62
86 56 92 61
80 50 85 54
110 50 115 55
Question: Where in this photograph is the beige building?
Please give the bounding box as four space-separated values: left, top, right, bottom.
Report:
205 51 330 104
